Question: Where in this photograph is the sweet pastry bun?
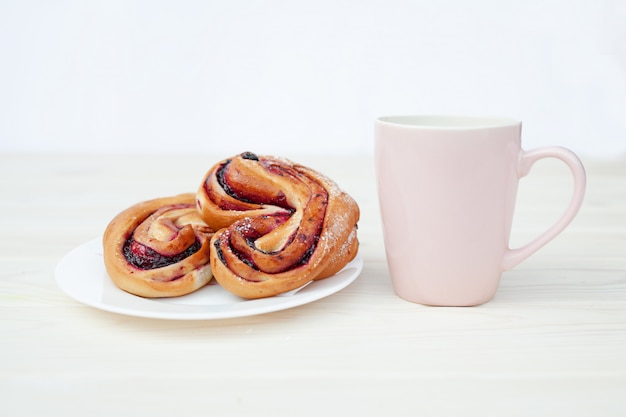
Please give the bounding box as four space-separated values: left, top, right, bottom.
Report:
196 152 359 299
103 194 213 298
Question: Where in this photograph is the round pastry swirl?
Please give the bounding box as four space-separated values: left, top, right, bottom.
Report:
103 194 214 298
196 152 359 299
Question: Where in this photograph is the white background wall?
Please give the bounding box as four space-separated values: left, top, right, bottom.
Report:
1 0 625 158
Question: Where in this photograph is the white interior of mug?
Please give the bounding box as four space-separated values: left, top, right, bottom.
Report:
378 115 520 129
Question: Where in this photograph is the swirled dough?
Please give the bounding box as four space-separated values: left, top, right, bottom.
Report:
196 152 359 299
103 194 214 298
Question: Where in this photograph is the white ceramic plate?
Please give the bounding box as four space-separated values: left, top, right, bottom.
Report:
55 239 363 320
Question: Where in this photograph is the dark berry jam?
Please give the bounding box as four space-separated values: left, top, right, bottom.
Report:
241 152 259 161
296 234 319 266
214 239 227 265
123 237 201 270
216 160 294 211
216 160 256 205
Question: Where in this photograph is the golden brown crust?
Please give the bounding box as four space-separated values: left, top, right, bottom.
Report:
103 194 214 298
197 153 359 299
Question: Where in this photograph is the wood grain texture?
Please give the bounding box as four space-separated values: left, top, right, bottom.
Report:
0 154 624 417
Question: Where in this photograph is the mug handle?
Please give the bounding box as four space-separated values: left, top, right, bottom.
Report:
501 146 587 271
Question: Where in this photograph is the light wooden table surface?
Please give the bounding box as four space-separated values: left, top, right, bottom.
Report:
1 154 625 417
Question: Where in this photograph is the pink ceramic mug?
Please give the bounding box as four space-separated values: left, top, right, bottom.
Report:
375 115 586 306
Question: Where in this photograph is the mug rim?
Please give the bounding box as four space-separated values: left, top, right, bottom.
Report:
377 115 521 129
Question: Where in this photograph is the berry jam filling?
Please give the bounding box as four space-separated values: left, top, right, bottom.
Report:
215 213 323 275
295 229 321 267
216 160 294 211
241 152 259 161
215 160 243 202
123 237 201 270
214 239 227 265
